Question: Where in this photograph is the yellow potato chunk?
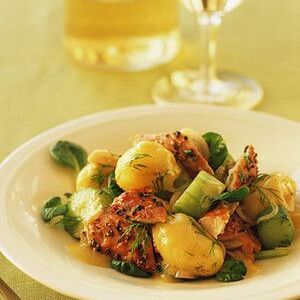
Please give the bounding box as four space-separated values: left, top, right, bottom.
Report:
76 149 118 191
115 141 180 192
76 164 102 190
153 213 225 278
88 149 119 167
240 172 296 223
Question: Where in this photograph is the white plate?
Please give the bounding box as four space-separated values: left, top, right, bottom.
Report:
0 104 300 300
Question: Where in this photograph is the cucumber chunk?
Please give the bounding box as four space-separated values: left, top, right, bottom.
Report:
173 171 225 219
68 188 114 225
255 248 289 260
257 206 295 249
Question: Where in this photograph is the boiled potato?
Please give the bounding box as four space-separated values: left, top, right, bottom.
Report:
152 213 225 278
239 173 296 223
76 150 118 190
115 141 180 192
275 173 296 211
76 164 102 190
87 149 119 167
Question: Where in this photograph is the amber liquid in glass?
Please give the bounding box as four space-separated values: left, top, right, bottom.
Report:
65 0 180 71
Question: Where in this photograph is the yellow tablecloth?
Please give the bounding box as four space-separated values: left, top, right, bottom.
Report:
1 0 300 299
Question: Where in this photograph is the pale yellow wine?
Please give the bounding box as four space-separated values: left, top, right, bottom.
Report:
65 0 180 71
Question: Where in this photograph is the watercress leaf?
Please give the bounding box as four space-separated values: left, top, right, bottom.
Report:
41 197 67 222
216 271 244 282
202 132 228 170
61 214 81 239
215 186 250 203
216 259 247 282
108 171 123 197
50 141 87 172
111 259 151 278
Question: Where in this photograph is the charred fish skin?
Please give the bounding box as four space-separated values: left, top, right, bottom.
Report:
86 188 168 273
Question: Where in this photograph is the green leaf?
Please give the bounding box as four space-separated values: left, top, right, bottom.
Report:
216 259 247 282
214 186 250 203
50 141 87 173
111 259 151 278
107 171 123 197
202 132 228 170
41 197 67 222
41 195 82 239
60 214 81 239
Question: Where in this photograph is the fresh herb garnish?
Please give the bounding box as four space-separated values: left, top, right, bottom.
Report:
208 240 218 257
128 153 152 171
91 169 106 187
107 171 123 197
50 141 87 173
41 196 81 238
202 132 228 170
41 197 67 222
214 186 249 203
250 174 283 207
111 260 151 278
59 215 81 238
117 221 150 255
184 149 194 157
152 171 170 199
216 259 247 282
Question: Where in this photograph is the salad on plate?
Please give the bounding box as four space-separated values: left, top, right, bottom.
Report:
41 128 298 282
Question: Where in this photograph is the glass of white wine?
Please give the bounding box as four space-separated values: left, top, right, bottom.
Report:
64 0 180 72
152 0 263 109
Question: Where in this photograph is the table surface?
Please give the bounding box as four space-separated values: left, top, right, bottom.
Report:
1 0 300 299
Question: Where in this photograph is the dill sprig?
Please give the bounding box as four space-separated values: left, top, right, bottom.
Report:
152 171 170 199
208 240 218 257
130 225 149 254
117 221 150 255
91 169 106 187
128 153 152 171
250 173 283 207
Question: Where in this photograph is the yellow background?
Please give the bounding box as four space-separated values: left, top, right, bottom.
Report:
0 0 300 298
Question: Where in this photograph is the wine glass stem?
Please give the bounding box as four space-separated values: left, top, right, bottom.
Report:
196 13 222 90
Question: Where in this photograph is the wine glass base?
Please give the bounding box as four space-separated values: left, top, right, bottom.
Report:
152 70 263 109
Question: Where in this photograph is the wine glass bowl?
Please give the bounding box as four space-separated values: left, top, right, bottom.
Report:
152 0 263 109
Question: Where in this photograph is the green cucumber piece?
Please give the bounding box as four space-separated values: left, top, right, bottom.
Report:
68 188 114 225
173 171 225 219
255 248 289 260
257 205 295 249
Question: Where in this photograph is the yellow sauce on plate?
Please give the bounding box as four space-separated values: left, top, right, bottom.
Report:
66 243 111 268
